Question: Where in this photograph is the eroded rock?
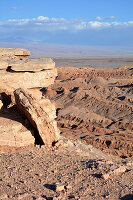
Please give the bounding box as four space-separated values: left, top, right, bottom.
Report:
0 48 30 61
0 48 57 107
0 110 35 147
0 60 8 69
9 58 55 72
102 165 127 180
0 48 59 148
112 166 126 175
0 69 57 89
55 183 65 192
14 88 60 146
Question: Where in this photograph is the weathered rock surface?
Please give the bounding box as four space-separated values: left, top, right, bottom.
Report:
14 88 60 146
0 60 8 69
9 58 55 72
0 68 57 89
0 48 30 61
55 183 65 192
0 49 57 106
102 165 127 180
0 109 35 147
0 48 59 148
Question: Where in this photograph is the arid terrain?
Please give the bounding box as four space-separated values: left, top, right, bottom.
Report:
45 64 133 160
0 142 133 200
54 55 133 69
0 55 133 200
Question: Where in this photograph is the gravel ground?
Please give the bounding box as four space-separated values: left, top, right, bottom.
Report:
0 142 133 200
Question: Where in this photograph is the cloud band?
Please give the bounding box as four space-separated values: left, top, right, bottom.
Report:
0 16 133 31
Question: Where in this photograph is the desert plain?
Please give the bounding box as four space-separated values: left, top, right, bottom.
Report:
0 54 133 200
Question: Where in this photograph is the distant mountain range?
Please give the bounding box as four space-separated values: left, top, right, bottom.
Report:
0 42 133 57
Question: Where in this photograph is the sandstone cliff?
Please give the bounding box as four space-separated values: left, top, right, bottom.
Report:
0 48 60 147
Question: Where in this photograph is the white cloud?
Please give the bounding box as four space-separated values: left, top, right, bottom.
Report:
88 21 111 28
37 16 49 21
0 16 133 32
8 18 30 25
89 21 102 28
95 16 116 21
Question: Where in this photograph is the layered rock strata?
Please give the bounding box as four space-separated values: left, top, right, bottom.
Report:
0 48 57 106
0 58 57 91
0 48 59 147
0 48 30 61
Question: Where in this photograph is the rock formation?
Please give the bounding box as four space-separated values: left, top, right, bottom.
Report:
14 88 60 146
0 48 30 61
0 49 57 99
0 48 60 147
0 110 35 147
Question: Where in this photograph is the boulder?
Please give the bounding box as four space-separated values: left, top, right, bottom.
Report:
55 183 65 192
14 88 60 146
112 166 126 175
102 165 127 180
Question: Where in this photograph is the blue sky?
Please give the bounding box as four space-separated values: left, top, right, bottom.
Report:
0 0 133 49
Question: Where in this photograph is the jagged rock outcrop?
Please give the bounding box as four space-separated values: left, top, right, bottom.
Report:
14 88 60 146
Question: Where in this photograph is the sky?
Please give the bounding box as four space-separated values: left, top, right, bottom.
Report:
0 0 133 53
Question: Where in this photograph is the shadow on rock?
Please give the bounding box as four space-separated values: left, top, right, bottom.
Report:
120 194 133 200
44 184 56 191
